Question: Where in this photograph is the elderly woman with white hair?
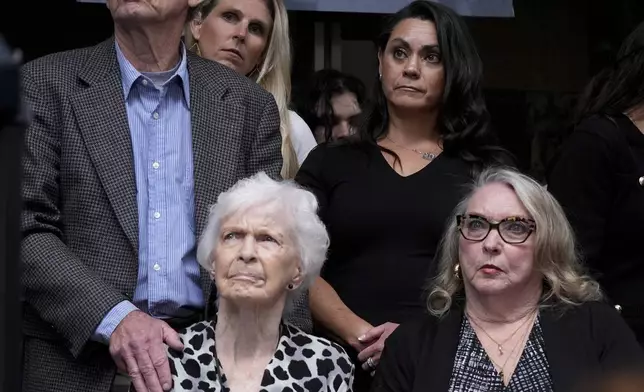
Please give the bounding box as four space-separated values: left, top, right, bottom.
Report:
166 173 354 391
372 167 644 392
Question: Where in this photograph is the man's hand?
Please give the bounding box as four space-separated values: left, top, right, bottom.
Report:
357 322 399 372
109 311 183 392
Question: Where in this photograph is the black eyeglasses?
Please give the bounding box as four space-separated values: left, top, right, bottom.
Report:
456 214 536 244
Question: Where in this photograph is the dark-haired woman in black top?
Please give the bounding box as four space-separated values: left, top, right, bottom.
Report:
295 1 512 390
548 21 644 345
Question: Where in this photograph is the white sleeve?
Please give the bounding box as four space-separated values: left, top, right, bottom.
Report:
288 110 317 165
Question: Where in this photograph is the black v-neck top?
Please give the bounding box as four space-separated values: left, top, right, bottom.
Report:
295 142 472 326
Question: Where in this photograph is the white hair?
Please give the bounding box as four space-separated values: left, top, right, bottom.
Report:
197 172 329 314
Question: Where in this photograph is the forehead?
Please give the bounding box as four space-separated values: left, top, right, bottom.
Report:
220 203 290 229
466 183 530 219
213 0 273 23
330 92 360 118
388 18 439 49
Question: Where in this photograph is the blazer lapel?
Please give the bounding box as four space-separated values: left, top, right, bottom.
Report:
71 38 139 254
187 53 245 297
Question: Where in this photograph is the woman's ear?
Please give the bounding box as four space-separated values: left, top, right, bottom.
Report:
289 266 304 290
377 50 383 78
190 16 203 41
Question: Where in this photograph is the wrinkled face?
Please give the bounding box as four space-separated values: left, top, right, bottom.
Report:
107 0 198 26
191 0 273 76
213 205 302 307
458 183 540 297
314 91 362 143
378 18 445 112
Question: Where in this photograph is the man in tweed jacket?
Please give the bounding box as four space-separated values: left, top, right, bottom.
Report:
19 1 282 391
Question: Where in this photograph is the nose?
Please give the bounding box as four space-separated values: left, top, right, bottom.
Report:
403 55 420 79
233 23 248 42
239 236 257 262
334 121 351 139
482 228 503 255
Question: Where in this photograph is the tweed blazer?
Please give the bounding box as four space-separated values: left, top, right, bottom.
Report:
19 37 282 392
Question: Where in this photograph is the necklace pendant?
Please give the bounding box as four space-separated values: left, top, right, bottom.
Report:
498 346 504 356
421 152 435 161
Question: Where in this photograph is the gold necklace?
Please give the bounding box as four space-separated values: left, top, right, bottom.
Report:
466 310 536 356
490 316 533 381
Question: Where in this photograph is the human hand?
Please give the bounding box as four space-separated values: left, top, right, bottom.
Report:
356 322 399 372
345 321 374 353
109 311 183 392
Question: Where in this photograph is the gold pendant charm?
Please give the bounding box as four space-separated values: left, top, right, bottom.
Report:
498 345 503 355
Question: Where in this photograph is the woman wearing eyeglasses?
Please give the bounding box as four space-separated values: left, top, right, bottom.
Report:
372 167 644 392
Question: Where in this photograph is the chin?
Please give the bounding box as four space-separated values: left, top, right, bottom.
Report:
113 8 155 22
471 280 509 296
390 97 432 111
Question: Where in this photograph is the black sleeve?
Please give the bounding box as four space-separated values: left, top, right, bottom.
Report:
591 303 644 370
371 322 425 392
547 123 617 271
294 144 329 213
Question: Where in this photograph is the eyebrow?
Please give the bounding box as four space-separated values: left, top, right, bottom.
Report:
221 7 271 28
389 38 440 52
465 213 532 222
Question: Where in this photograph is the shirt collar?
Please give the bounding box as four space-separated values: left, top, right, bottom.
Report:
115 40 190 107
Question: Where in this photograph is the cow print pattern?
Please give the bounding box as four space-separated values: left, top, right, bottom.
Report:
167 317 354 391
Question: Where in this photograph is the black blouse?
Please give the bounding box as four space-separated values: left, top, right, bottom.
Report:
295 143 473 327
547 114 644 343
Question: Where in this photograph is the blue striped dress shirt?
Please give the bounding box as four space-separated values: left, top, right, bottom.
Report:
93 43 204 343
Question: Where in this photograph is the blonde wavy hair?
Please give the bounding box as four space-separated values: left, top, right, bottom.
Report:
427 167 602 317
186 0 299 179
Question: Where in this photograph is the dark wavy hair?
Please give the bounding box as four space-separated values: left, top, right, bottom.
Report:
574 21 644 123
299 69 366 143
361 0 512 170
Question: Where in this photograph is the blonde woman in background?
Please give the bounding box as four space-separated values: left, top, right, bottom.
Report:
186 0 316 179
185 0 316 333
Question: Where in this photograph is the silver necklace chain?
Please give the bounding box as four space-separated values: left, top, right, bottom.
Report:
386 136 441 161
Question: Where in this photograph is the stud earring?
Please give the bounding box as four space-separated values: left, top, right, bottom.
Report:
287 283 294 290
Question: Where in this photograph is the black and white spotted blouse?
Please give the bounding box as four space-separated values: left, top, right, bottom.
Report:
167 317 354 392
447 315 553 392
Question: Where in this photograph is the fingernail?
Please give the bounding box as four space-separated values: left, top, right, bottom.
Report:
358 335 365 341
163 383 170 391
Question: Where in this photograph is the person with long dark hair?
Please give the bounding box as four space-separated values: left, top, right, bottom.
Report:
295 1 511 390
298 69 367 143
547 21 644 345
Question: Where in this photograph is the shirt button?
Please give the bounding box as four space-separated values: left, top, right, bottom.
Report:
142 79 148 86
152 162 160 169
639 176 644 186
153 263 161 271
153 211 161 219
153 112 159 120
